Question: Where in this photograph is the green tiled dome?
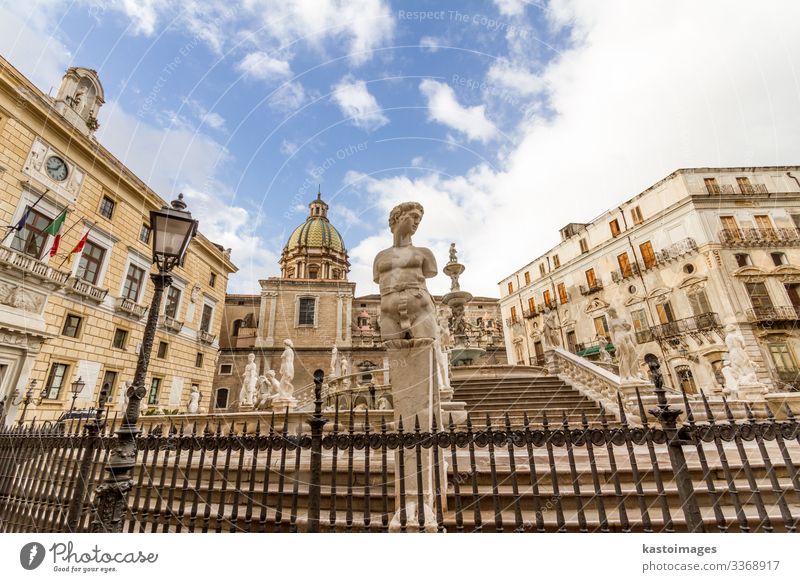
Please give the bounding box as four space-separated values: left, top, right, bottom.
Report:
285 217 346 253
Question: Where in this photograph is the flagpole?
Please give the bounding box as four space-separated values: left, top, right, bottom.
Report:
58 221 97 269
2 186 49 246
38 208 69 261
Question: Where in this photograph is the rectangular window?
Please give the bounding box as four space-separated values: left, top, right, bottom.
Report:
527 297 536 313
640 241 656 269
139 224 151 244
524 271 531 285
543 289 553 308
769 343 798 375
507 281 513 294
704 178 720 195
195 352 204 367
510 306 517 323
720 216 740 240
736 176 753 194
593 316 609 337
112 328 128 349
552 255 560 268
298 297 315 326
209 272 217 288
631 206 644 224
200 304 213 332
557 282 568 304
617 252 632 277
745 282 773 310
687 289 712 316
61 314 82 338
772 252 788 266
122 264 146 302
164 286 181 318
10 206 52 258
792 215 800 230
147 377 161 406
735 253 751 267
157 341 168 359
98 196 115 219
609 219 621 237
100 370 118 401
579 238 589 254
45 362 69 400
630 309 648 332
219 363 233 375
754 214 775 237
585 268 597 288
656 301 675 324
75 240 106 285
539 263 546 276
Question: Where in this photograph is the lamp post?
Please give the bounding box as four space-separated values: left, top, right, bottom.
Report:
15 379 48 425
93 194 197 532
70 376 85 413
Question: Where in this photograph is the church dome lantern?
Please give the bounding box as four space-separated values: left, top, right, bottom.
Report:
280 190 349 280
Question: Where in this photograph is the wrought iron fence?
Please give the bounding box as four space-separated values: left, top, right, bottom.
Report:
1 372 799 533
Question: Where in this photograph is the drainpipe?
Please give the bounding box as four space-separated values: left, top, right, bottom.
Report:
515 272 533 364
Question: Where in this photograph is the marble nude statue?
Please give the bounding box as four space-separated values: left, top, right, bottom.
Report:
607 307 641 382
724 325 760 385
240 353 258 406
279 339 295 397
330 346 340 378
373 202 438 343
187 385 201 414
542 306 560 348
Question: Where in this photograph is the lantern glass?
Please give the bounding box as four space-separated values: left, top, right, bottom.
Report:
150 210 195 262
71 377 85 396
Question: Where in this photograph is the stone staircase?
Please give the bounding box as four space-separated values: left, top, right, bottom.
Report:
451 370 607 426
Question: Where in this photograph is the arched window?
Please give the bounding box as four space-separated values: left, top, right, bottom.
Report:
231 319 244 337
308 265 319 279
215 388 229 409
675 365 697 394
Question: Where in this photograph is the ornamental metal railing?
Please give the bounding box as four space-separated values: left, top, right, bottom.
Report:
746 306 800 324
1 368 799 533
647 312 721 341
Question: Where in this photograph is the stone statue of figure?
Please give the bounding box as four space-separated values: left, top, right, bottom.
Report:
340 356 349 378
187 385 201 414
437 309 453 350
330 346 340 378
240 353 258 405
597 335 612 363
372 202 438 342
607 307 641 382
542 306 560 348
255 375 274 409
266 370 281 394
724 325 760 385
721 356 739 396
448 242 458 264
279 339 295 397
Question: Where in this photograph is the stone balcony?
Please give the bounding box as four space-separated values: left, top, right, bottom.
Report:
719 227 800 247
0 244 70 289
635 312 722 344
197 329 216 345
114 296 148 320
579 281 604 296
65 276 108 303
159 314 184 334
611 262 639 283
746 305 799 327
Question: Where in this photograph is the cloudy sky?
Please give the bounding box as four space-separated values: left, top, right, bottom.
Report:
1 1 798 296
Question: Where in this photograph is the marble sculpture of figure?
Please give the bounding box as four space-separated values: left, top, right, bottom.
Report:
372 202 438 341
279 339 295 397
330 346 339 378
448 242 457 263
607 307 640 381
542 306 560 348
255 375 274 409
187 385 201 413
266 370 281 394
240 353 258 405
721 357 739 395
724 325 760 385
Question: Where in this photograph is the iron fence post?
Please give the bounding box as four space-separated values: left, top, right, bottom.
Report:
306 371 328 532
647 360 705 532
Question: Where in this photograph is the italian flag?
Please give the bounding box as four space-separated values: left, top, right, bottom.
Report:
44 209 67 257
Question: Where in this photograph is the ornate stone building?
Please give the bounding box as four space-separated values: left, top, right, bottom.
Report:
214 193 506 410
499 166 800 395
0 57 237 424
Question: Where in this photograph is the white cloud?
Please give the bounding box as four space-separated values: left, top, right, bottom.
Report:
419 36 441 52
331 76 389 131
280 139 299 156
411 156 424 167
118 0 168 35
419 79 498 143
268 81 307 112
236 51 292 81
493 0 527 16
344 2 800 298
487 61 545 96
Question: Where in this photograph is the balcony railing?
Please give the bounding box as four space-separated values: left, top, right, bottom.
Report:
653 237 698 265
159 314 184 334
115 296 148 320
197 329 216 345
66 276 108 303
505 317 522 328
579 281 604 295
646 312 721 341
746 305 800 323
719 227 800 246
611 262 639 283
635 329 654 344
0 244 70 288
704 183 768 195
522 308 537 319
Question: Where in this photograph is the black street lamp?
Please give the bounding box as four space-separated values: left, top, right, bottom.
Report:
14 379 48 425
93 194 197 532
69 376 85 413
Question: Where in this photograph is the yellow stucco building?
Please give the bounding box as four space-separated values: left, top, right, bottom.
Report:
0 57 237 424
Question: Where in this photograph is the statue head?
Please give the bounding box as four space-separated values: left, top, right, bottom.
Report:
266 370 276 378
388 202 424 235
284 339 294 348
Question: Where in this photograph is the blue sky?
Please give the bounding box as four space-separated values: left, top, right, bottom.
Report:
1 1 799 296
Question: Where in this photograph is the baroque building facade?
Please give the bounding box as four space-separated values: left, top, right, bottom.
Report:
499 166 800 394
214 192 506 410
0 57 237 424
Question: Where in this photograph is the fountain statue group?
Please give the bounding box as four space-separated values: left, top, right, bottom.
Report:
236 340 298 410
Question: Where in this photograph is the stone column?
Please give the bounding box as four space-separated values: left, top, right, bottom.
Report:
255 291 278 348
343 294 353 347
385 339 442 532
255 288 269 345
335 293 343 346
